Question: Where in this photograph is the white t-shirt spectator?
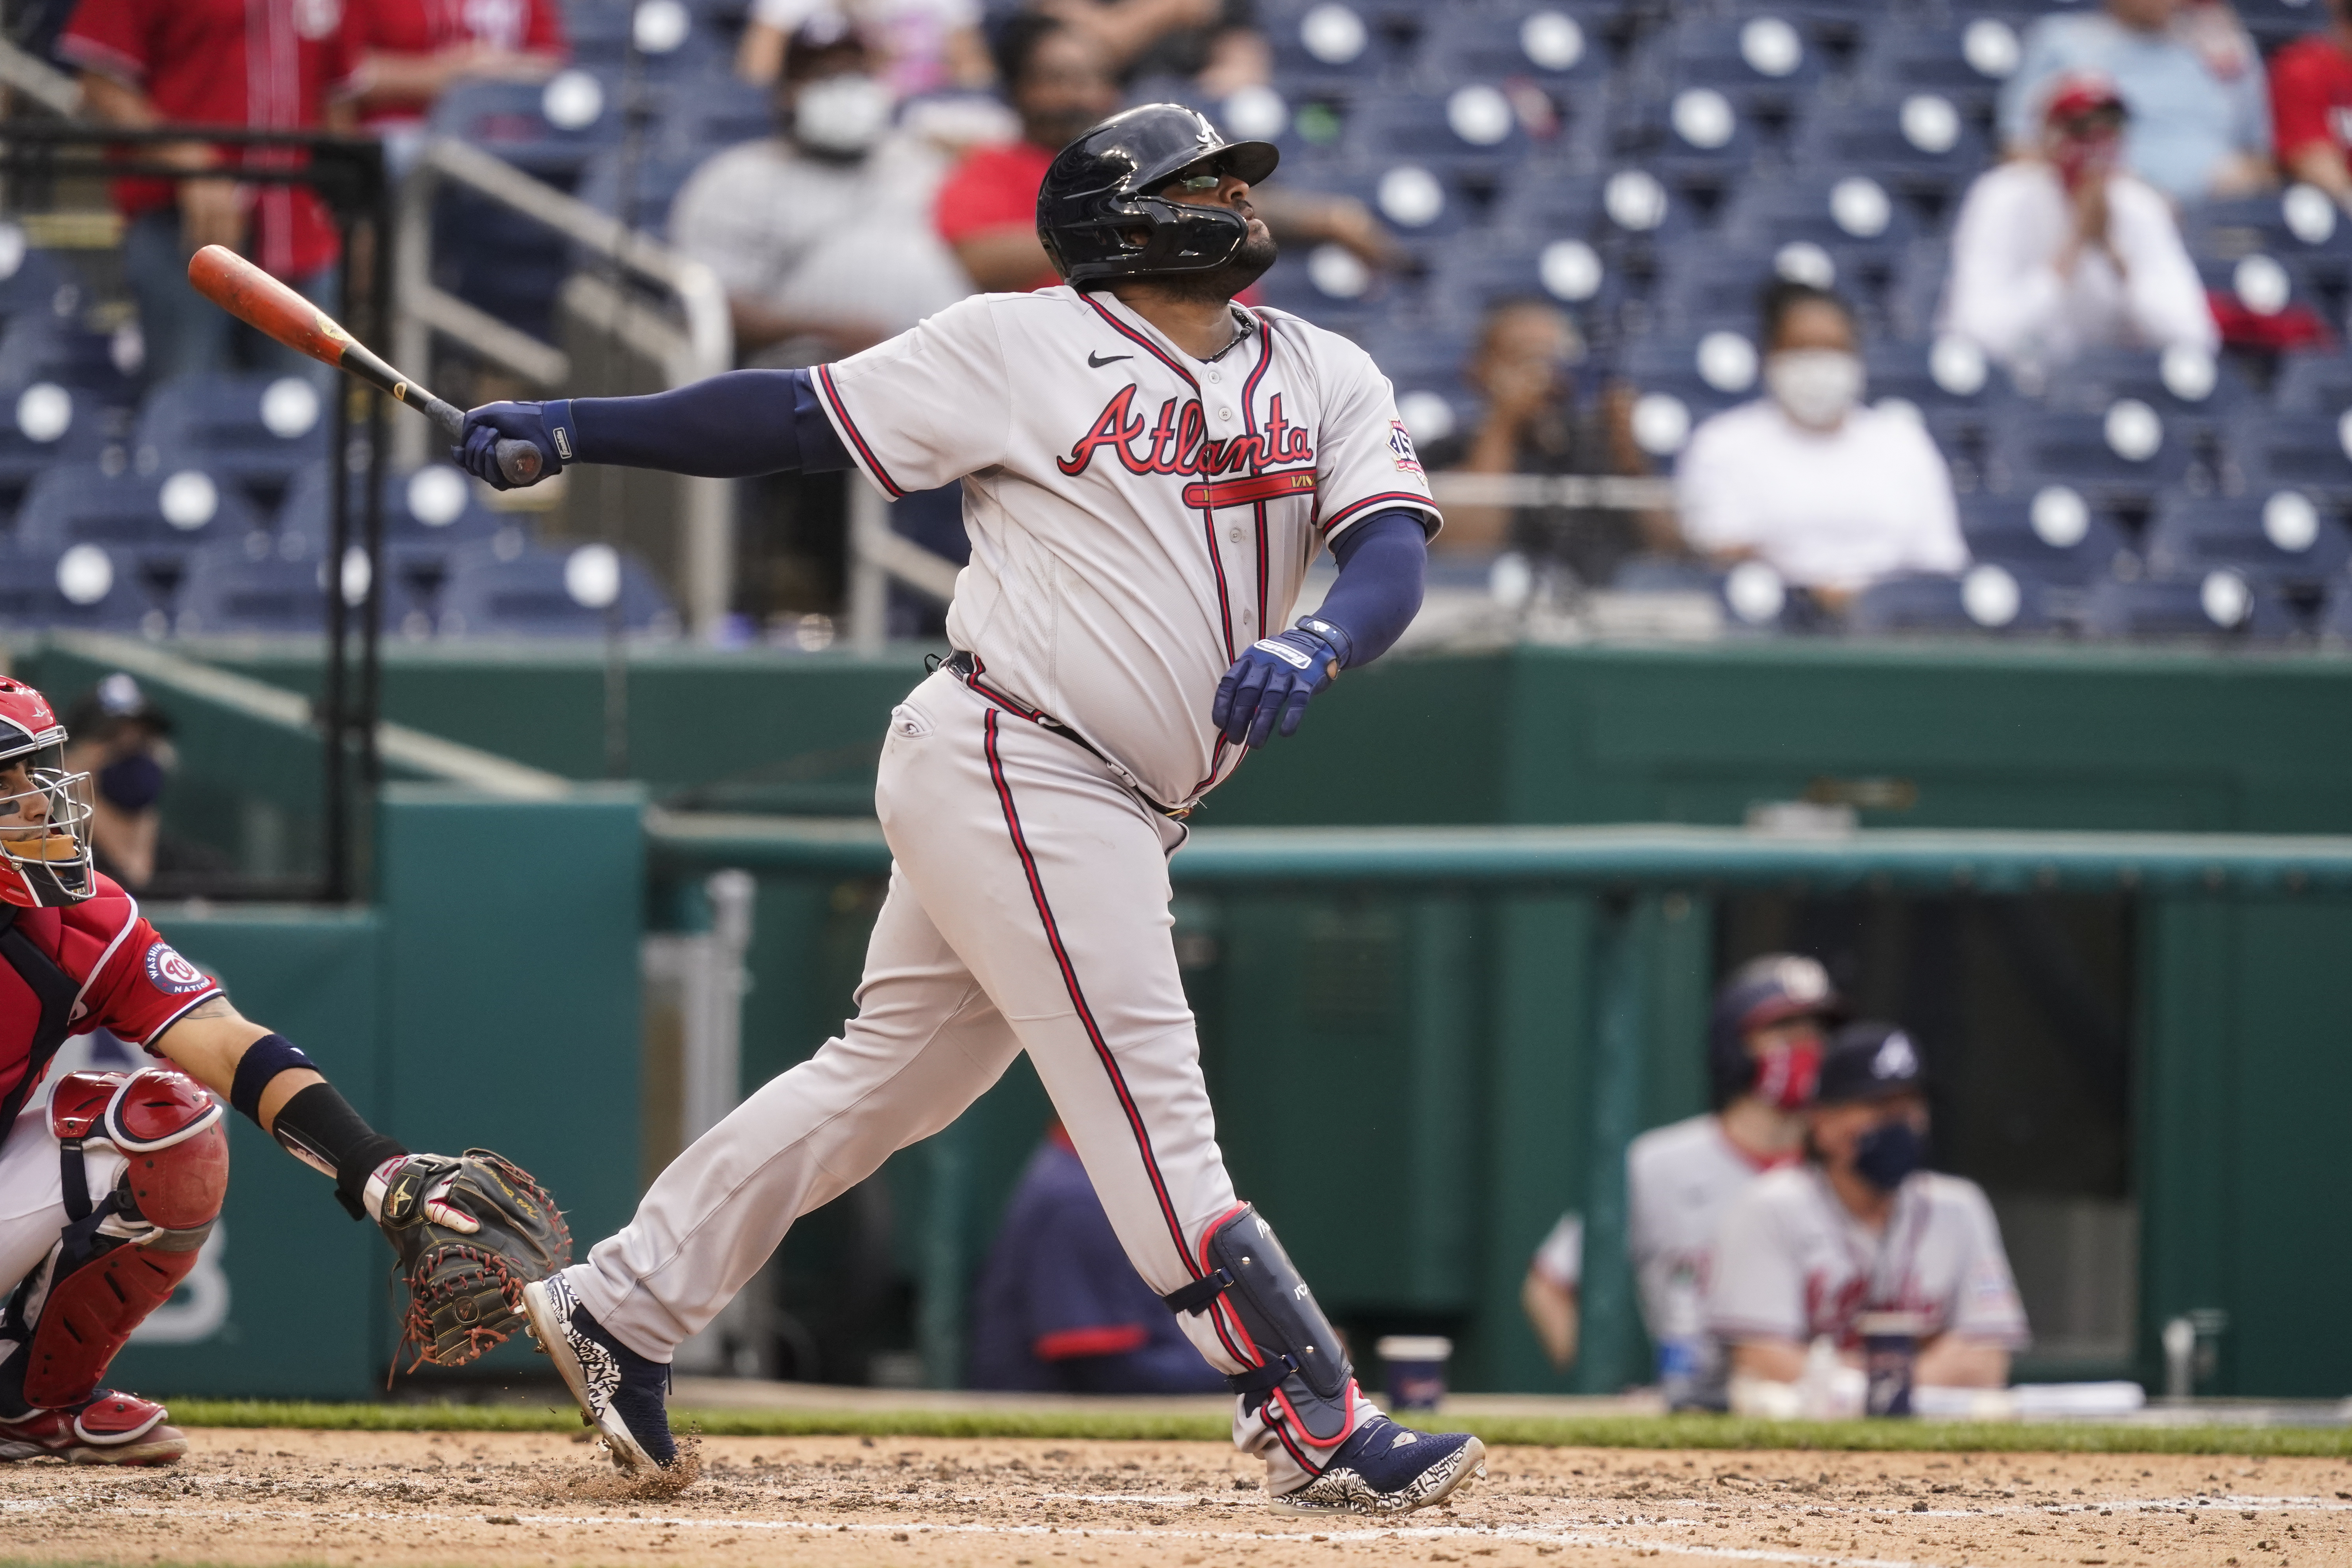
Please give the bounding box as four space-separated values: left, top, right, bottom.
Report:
1676 402 1967 593
1942 160 2217 376
669 131 971 358
1707 1166 2031 1352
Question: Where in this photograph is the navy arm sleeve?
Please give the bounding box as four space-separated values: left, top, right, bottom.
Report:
543 369 853 479
1309 510 1428 668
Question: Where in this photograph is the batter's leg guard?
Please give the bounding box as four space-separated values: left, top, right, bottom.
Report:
1163 1204 1357 1446
4 1070 227 1412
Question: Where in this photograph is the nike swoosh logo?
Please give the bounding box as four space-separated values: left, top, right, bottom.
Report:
1088 352 1133 368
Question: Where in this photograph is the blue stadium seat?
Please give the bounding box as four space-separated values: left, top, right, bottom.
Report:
426 73 632 184
2272 350 2352 414
1416 4 1616 86
1347 89 1532 180
2235 0 2332 52
655 73 775 153
2145 491 2352 587
1364 325 1475 439
2226 412 2352 505
0 225 72 325
0 539 159 633
1852 18 2026 122
1886 237 1953 340
1849 567 2055 635
1608 86 1765 201
2185 185 2352 296
133 374 333 508
1958 486 2134 588
1290 163 1476 256
561 0 725 74
436 541 676 638
276 461 505 556
2042 346 2253 429
0 314 141 414
1865 337 2014 416
575 143 711 241
2196 252 2325 331
0 380 111 513
1617 329 1764 468
1428 237 1623 331
1652 239 1907 336
1266 0 1406 93
1653 15 1828 109
1788 93 1991 216
2082 575 2302 641
1588 166 1699 248
1722 175 1923 256
1490 170 1604 240
1985 401 2198 504
14 464 263 564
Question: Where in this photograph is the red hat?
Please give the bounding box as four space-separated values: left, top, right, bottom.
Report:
2043 71 2128 127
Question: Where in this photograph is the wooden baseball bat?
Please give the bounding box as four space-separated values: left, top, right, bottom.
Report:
186 244 543 487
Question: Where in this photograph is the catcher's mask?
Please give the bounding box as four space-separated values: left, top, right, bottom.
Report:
1036 103 1278 289
0 675 96 909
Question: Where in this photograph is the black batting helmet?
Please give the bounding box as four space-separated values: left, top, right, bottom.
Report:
1707 953 1844 1107
1036 103 1278 289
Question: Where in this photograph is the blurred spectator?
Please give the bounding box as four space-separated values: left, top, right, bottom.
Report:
1676 283 1965 613
2268 0 2352 210
1027 0 1268 95
340 0 568 174
671 13 971 364
935 14 1120 291
60 0 358 383
1421 301 1664 586
968 1122 1227 1393
2000 0 2272 203
60 674 231 897
1708 1023 2028 1400
1520 955 1840 1401
1946 73 2217 376
738 0 994 98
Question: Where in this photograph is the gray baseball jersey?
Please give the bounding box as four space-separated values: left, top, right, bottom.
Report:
1706 1166 2030 1349
812 285 1440 808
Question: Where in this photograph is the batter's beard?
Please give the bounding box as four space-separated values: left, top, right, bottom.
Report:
1163 230 1279 303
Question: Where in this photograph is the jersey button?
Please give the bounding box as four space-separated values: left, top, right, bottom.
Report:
1218 408 1234 422
1208 370 1223 383
1228 526 1244 543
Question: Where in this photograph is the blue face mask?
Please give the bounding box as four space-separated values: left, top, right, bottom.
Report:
1853 1118 1925 1193
97 751 165 811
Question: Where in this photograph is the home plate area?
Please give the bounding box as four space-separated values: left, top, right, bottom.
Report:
2 1432 2347 1567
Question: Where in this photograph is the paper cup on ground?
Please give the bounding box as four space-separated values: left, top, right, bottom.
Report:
1856 1310 1928 1417
1376 1335 1453 1411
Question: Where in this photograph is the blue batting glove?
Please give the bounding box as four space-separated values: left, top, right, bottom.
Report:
1211 626 1343 748
454 401 563 490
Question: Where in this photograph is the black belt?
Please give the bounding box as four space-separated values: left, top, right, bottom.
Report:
934 650 1191 820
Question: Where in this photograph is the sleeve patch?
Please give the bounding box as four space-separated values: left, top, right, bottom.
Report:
1387 420 1424 474
143 941 214 996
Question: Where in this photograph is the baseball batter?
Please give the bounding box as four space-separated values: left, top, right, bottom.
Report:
0 676 526 1463
1708 1022 2029 1392
1523 953 1839 1403
454 104 1483 1515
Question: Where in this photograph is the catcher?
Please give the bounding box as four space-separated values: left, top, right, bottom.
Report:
0 675 566 1465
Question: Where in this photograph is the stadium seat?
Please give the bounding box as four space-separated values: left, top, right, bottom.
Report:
1985 402 2198 504
655 74 775 154
2081 574 2302 641
559 0 724 73
1428 237 1624 333
1958 487 2135 588
1266 0 1407 94
1865 338 2015 483
1852 18 2026 123
1652 16 1828 112
2187 184 2352 299
1490 169 1604 239
1608 86 1766 203
1788 94 1991 219
0 314 142 414
426 73 634 184
2145 491 2352 588
14 464 264 564
2195 252 2329 345
1347 89 1533 181
1416 4 1616 86
2226 412 2352 505
1364 325 1477 443
574 143 712 241
1289 163 1476 259
2042 346 2253 432
0 223 72 325
1722 175 1922 257
133 373 334 510
172 547 430 637
436 541 677 638
1617 329 1764 466
1849 567 2055 635
0 539 159 634
0 380 111 515
276 461 506 555
2271 351 2352 415
1652 240 1904 336
1586 166 1699 249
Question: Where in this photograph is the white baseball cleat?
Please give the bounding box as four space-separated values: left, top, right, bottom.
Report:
521 1273 677 1472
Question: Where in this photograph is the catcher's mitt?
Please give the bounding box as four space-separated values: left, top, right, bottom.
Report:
374 1149 572 1372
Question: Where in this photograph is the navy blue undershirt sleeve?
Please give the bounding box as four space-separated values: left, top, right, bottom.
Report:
1312 509 1428 668
543 369 853 479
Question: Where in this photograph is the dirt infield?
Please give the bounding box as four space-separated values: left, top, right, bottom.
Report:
4 1429 2348 1567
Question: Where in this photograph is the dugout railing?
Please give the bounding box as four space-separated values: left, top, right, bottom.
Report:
646 812 2352 1394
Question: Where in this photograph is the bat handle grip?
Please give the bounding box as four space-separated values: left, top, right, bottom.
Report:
494 439 544 487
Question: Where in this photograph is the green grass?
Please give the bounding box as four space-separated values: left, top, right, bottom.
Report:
161 1400 2352 1457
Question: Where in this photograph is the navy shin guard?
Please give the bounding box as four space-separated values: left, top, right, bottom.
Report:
1164 1205 1354 1444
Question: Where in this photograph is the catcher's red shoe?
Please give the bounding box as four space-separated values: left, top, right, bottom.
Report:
0 1391 186 1465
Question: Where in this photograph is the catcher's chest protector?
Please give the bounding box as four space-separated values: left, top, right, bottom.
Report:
6 1069 227 1410
1166 1205 1357 1444
0 904 77 1149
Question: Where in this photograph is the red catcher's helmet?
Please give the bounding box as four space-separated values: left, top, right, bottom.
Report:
0 675 96 908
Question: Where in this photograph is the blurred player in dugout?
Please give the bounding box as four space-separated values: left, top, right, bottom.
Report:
1521 954 1841 1406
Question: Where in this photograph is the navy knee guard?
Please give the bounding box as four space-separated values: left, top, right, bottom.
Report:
1163 1204 1354 1444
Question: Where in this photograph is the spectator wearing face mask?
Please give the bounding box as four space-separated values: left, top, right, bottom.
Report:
670 12 972 364
58 673 232 897
2000 0 2272 204
1708 1022 2028 1406
1521 955 1840 1397
1945 73 2216 379
1673 283 1966 614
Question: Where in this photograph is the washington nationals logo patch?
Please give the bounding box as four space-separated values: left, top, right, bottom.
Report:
143 941 212 995
1387 420 1424 475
